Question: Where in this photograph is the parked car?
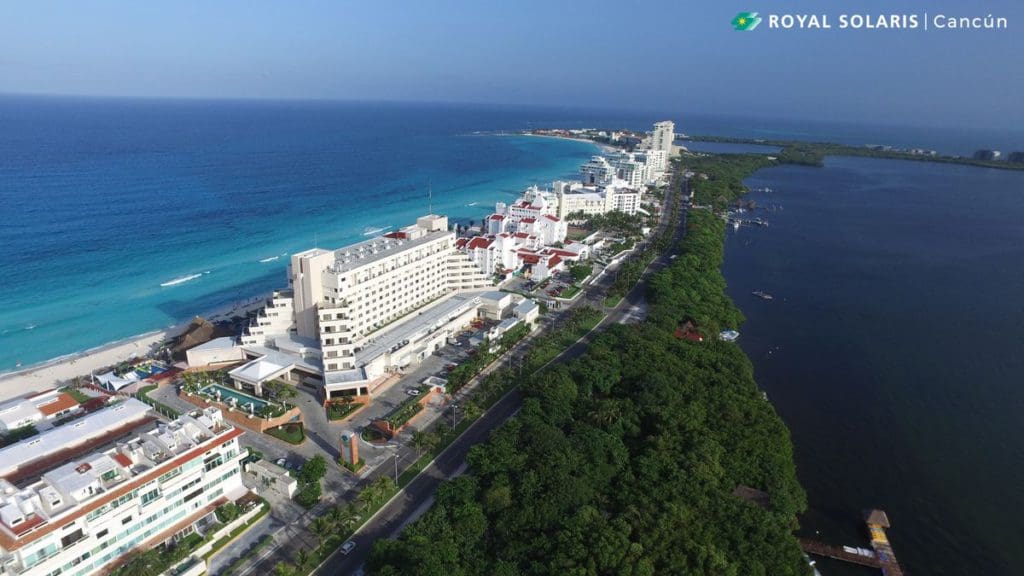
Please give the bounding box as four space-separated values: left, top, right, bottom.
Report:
407 389 421 396
275 458 287 468
341 540 357 555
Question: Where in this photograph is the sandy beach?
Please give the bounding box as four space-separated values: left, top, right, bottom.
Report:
519 132 618 154
0 297 268 401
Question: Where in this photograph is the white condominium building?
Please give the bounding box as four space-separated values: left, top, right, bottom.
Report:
648 120 675 154
0 403 245 576
579 156 616 185
489 189 567 246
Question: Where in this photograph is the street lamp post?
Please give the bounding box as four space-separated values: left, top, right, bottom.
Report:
451 403 459 428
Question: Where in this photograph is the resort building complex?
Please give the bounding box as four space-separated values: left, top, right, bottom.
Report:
184 214 546 402
0 401 245 576
449 121 673 280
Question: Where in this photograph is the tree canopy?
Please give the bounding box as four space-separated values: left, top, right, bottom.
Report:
369 163 808 576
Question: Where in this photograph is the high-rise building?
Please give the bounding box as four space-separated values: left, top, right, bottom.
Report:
237 215 493 399
650 120 675 154
0 402 245 576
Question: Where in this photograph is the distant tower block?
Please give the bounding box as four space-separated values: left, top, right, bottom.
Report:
340 432 359 465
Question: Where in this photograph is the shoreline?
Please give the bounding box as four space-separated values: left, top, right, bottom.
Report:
0 296 269 399
517 132 617 154
0 132 600 400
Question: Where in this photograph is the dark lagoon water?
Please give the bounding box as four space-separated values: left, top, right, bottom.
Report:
723 156 1024 575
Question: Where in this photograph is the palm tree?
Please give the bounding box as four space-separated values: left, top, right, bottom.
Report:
371 476 395 500
337 503 358 528
273 562 295 576
294 547 310 568
312 516 332 543
411 430 436 453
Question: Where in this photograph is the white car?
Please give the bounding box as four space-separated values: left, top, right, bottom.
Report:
341 540 357 555
407 389 421 396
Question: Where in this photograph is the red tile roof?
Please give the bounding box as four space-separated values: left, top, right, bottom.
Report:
489 214 505 220
514 232 530 239
112 453 133 468
520 217 536 224
37 393 80 417
543 214 560 222
467 237 493 250
547 255 563 268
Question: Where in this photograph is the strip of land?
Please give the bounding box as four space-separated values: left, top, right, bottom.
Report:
684 134 1024 171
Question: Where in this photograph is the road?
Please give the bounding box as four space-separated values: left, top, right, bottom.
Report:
314 172 689 575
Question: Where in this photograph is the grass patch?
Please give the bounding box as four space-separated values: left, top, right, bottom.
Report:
59 386 92 403
327 401 362 421
265 423 305 445
361 428 386 443
559 285 581 299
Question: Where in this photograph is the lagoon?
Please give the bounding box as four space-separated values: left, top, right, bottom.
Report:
724 156 1024 575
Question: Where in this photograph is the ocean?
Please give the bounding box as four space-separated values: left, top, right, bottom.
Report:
722 155 1024 575
2 96 1022 574
0 97 648 371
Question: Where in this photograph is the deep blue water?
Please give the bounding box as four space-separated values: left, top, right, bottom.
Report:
723 157 1024 576
2 97 638 370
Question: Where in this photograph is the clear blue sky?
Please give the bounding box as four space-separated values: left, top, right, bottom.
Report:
1 1 1021 129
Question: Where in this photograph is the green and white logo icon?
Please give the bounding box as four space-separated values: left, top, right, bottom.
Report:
732 12 762 31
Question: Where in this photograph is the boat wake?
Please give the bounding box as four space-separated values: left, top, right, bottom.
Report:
466 201 478 206
160 273 203 287
258 256 280 263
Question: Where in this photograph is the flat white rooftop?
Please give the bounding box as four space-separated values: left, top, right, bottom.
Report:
190 336 238 351
329 229 449 274
0 399 152 479
353 291 484 366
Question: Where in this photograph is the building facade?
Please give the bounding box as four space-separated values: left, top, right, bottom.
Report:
0 405 244 576
234 215 493 398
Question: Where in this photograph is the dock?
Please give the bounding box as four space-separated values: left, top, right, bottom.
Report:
800 509 905 576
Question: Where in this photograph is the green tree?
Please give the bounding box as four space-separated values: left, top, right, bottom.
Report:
300 455 328 485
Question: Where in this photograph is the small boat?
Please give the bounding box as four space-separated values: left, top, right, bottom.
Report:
732 220 740 231
752 291 773 300
719 330 740 342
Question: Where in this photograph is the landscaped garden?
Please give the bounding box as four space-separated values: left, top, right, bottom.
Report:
265 422 305 445
384 396 424 430
327 399 362 421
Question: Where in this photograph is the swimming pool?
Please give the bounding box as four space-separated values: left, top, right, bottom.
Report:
202 384 271 412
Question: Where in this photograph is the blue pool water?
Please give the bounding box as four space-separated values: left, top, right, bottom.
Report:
203 384 270 411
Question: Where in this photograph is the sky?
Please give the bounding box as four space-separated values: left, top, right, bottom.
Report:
1 0 1021 129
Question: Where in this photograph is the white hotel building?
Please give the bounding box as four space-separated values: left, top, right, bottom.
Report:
233 215 497 400
0 401 245 576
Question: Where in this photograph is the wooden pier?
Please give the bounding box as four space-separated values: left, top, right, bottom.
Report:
798 538 882 569
800 509 905 576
